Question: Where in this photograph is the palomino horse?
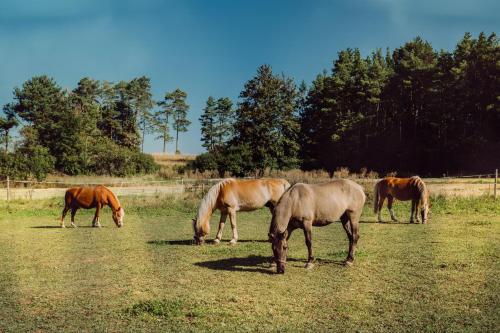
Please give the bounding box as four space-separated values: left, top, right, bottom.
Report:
373 176 430 224
61 185 125 228
192 178 290 245
268 179 366 274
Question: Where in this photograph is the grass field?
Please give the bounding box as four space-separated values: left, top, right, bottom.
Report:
0 195 499 332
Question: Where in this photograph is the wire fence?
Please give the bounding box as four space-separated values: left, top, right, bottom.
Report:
0 169 497 201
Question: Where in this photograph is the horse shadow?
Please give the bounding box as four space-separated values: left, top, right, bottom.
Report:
30 225 104 229
358 220 412 225
194 255 274 274
147 239 269 246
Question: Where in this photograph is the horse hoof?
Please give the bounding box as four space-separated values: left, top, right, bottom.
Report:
61 225 65 228
229 239 237 245
343 260 353 267
304 263 314 269
213 239 220 244
377 220 383 223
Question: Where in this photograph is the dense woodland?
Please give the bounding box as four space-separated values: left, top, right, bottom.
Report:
1 32 498 180
196 32 499 177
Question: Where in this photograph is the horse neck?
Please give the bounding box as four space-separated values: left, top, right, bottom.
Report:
105 189 121 212
195 180 228 233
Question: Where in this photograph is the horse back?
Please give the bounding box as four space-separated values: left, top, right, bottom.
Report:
65 186 108 209
219 179 268 210
384 177 422 200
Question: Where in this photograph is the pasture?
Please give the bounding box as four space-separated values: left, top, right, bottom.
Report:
0 194 499 332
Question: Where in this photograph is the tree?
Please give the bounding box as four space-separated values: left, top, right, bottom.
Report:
0 103 19 154
199 96 234 152
233 64 301 175
129 76 154 152
199 96 217 151
163 89 190 154
154 93 175 154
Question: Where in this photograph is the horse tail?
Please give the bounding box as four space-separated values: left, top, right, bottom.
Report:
194 178 233 236
373 180 380 213
412 176 428 207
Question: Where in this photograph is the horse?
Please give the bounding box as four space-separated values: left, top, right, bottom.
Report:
268 179 366 274
192 178 291 245
60 185 125 228
373 176 430 224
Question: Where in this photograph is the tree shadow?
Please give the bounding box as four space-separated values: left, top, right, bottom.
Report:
194 255 275 274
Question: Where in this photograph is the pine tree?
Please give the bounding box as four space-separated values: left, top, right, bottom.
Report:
233 64 300 174
199 96 217 151
163 89 190 154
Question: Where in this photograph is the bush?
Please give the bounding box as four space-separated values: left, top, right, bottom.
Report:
0 145 55 181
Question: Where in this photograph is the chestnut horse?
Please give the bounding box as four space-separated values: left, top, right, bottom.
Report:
192 178 290 245
60 185 125 228
268 179 366 274
373 176 430 224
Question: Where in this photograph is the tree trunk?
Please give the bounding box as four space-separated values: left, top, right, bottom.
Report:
175 128 179 154
163 136 166 154
141 121 145 153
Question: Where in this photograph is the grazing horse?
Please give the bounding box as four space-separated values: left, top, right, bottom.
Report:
192 178 290 245
268 179 366 274
60 185 125 228
373 176 430 224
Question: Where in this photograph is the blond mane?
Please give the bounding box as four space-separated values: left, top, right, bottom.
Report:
194 178 235 233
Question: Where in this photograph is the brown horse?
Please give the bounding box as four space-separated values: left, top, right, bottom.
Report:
192 178 290 245
373 176 430 224
268 179 366 274
61 185 125 228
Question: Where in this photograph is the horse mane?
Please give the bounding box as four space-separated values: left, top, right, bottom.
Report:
101 186 122 212
410 176 428 205
194 178 234 234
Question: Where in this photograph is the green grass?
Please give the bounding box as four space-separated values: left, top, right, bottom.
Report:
0 195 499 332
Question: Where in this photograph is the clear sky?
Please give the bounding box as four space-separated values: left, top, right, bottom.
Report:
1 0 498 154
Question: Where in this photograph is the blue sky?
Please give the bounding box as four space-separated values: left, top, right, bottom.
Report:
0 0 498 154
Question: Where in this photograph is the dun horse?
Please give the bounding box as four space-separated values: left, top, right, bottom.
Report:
373 176 430 224
61 185 125 228
268 179 366 274
192 178 290 245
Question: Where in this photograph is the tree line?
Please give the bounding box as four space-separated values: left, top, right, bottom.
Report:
1 32 498 180
0 76 191 179
194 32 499 177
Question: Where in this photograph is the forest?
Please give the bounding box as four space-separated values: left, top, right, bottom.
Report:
0 32 498 180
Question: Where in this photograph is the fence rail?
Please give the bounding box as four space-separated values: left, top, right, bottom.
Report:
0 170 497 201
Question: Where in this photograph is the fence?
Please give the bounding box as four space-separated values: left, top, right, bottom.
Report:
0 177 224 201
0 169 498 201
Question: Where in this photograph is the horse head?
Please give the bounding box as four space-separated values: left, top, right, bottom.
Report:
112 207 125 227
192 218 205 245
269 230 288 274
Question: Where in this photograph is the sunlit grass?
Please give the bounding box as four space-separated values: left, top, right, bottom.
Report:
0 195 498 332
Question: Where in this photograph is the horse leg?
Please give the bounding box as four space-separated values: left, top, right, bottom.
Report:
340 212 352 239
303 221 314 269
92 204 101 227
377 194 386 223
214 212 228 244
387 195 398 222
70 207 78 228
228 208 238 245
61 205 70 228
345 211 361 266
410 199 416 223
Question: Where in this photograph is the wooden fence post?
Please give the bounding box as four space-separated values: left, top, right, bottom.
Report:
6 176 10 202
495 169 498 199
